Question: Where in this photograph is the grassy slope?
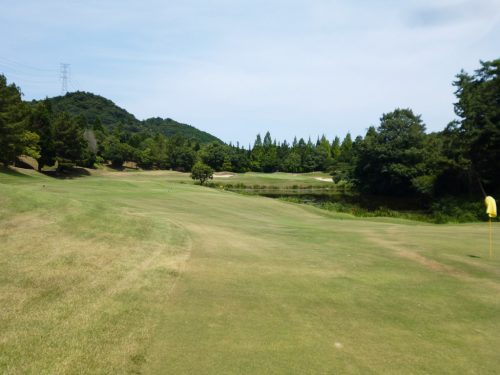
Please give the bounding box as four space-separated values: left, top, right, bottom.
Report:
1 169 499 374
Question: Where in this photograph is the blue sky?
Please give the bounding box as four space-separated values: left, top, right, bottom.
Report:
1 0 499 145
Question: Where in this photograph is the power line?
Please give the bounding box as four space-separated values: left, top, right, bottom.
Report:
0 58 60 90
0 57 58 73
0 68 54 83
0 64 58 81
0 59 79 95
2 76 55 85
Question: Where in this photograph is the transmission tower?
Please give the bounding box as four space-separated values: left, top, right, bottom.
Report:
60 63 70 95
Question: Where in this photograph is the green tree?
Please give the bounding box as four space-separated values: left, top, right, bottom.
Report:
137 146 155 169
282 150 301 172
263 131 272 147
261 146 278 172
227 146 249 172
102 135 136 168
222 156 232 171
433 121 471 195
331 136 341 161
250 134 264 171
168 134 196 171
453 59 500 192
354 108 429 196
29 100 54 170
331 134 357 183
191 161 213 185
259 132 278 172
175 146 196 171
200 142 227 171
141 134 169 169
316 135 333 170
0 75 39 165
339 133 353 163
52 113 86 171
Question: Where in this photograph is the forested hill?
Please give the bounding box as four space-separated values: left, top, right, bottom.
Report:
39 91 221 144
142 117 221 144
46 92 137 128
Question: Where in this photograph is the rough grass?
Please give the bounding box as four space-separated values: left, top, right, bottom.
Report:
1 168 499 374
0 169 191 374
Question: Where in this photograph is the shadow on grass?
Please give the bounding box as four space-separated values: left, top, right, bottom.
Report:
467 254 481 258
15 157 37 170
42 167 91 179
0 166 34 178
1 162 93 180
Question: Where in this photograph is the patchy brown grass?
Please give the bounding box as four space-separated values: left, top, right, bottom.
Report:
1 168 499 374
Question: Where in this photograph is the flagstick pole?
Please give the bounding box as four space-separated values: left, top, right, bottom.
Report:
489 218 493 258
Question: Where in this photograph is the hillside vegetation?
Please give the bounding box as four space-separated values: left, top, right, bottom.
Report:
1 168 499 374
142 117 222 144
46 91 138 128
42 91 222 143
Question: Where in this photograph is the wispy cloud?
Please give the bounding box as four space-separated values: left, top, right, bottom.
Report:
407 0 500 28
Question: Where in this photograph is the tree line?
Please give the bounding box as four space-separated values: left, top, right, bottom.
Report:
1 58 499 200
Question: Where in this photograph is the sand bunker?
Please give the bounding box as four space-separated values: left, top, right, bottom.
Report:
213 174 235 178
315 177 332 182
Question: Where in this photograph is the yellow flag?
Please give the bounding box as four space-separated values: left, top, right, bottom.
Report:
485 196 497 218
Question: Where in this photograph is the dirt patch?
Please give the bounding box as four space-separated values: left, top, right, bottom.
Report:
364 229 468 279
397 250 459 275
122 161 139 169
16 156 38 170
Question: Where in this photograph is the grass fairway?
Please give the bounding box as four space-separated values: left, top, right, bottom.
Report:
1 168 499 374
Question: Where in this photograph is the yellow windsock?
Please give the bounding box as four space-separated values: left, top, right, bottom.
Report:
485 196 497 218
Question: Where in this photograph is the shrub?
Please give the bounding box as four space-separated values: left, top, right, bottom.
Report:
191 162 214 185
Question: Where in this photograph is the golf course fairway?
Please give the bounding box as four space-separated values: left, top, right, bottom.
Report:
1 169 499 374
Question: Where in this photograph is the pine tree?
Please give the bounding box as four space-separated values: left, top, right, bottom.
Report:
331 136 341 161
30 100 54 171
0 75 39 165
52 112 86 171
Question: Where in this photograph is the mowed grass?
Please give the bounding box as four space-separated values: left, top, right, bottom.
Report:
1 168 499 374
0 169 192 374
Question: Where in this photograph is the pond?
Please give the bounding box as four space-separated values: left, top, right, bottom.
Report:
225 188 430 211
